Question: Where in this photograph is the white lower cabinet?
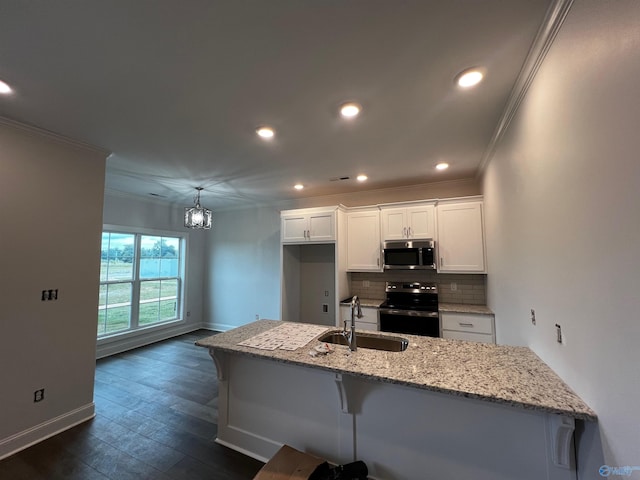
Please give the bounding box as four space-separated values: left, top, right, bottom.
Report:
441 312 495 344
340 306 378 331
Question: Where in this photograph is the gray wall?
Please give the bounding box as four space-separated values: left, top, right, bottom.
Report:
483 0 639 473
0 119 106 458
203 204 282 331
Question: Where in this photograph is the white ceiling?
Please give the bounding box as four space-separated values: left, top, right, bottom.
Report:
0 1 552 208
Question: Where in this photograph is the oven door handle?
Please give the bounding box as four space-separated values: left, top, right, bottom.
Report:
379 309 439 318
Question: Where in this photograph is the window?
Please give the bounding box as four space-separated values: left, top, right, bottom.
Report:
98 229 185 337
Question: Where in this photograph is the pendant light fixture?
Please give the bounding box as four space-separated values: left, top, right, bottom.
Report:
184 187 212 230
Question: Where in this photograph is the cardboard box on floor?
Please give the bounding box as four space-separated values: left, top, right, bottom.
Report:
253 445 325 480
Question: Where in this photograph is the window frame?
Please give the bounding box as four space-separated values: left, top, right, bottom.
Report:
98 224 188 339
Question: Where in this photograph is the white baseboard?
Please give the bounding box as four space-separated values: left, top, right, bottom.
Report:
202 321 240 332
0 403 95 461
96 323 213 359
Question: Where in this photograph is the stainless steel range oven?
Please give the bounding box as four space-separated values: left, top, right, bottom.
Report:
379 281 439 337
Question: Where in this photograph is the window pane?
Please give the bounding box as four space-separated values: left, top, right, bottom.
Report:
159 279 178 321
162 237 179 258
98 230 183 338
140 235 180 278
140 235 160 278
139 280 160 325
98 282 131 336
160 257 179 277
102 233 135 281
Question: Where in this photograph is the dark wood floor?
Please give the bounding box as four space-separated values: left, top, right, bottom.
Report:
0 330 264 480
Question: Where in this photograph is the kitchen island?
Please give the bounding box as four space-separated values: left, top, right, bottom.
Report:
196 320 595 480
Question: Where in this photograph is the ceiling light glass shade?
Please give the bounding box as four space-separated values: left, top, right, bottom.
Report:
457 69 483 88
436 162 449 170
356 174 368 181
184 188 212 229
256 126 275 138
294 184 304 190
340 102 361 118
0 80 12 94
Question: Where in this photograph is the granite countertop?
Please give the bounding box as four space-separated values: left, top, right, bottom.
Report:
339 297 384 308
196 320 596 421
439 303 494 315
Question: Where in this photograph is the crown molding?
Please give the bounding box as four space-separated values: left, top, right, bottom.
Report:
0 115 110 156
476 0 574 176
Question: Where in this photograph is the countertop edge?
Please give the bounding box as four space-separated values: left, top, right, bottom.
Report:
202 343 596 421
196 321 596 422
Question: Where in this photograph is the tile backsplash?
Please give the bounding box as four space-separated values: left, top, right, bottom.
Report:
350 271 486 305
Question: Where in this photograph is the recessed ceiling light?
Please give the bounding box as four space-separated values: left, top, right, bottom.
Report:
256 126 275 139
436 162 449 171
356 174 368 182
340 102 361 118
0 79 12 94
294 184 304 190
456 69 484 88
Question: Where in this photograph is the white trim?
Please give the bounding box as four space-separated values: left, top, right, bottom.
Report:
0 403 95 461
0 116 110 156
97 323 211 359
202 320 238 332
476 0 575 175
98 226 189 341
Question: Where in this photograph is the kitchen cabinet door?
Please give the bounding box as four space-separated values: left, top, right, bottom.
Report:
281 208 337 243
308 212 335 241
437 201 486 273
380 207 407 241
347 210 382 271
281 214 308 243
406 205 435 239
381 204 435 240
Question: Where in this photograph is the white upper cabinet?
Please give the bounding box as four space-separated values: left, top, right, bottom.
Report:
436 200 486 273
381 203 436 240
281 207 337 243
346 209 381 271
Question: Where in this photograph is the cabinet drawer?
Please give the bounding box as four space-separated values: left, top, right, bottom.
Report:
441 312 493 334
442 330 494 344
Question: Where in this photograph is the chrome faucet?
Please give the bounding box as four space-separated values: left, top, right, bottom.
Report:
343 295 363 351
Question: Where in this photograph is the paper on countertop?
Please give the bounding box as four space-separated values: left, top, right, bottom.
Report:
238 323 328 351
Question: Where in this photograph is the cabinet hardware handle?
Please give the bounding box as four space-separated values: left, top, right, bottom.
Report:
408 226 412 237
403 227 407 238
377 258 380 266
440 257 444 266
459 323 474 327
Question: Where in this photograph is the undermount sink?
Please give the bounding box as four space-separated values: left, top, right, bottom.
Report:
318 331 409 352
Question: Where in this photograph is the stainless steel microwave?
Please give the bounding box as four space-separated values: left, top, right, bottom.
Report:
383 240 436 270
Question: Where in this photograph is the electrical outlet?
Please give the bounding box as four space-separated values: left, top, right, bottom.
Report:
531 309 536 325
450 282 457 292
34 389 45 403
324 290 329 297
322 304 329 313
362 280 370 288
555 324 563 344
255 314 260 320
186 311 191 317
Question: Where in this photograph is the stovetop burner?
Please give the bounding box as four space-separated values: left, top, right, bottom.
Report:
379 281 439 312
